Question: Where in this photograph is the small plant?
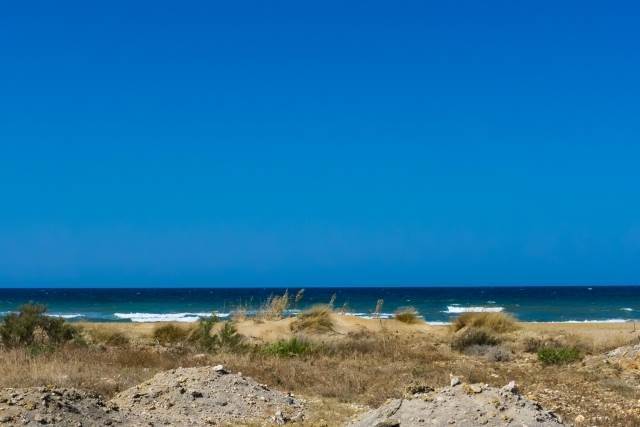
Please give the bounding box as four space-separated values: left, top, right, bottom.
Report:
374 299 384 319
290 305 334 333
258 291 290 320
153 324 189 345
216 321 244 350
294 289 305 308
451 327 499 351
0 303 80 350
328 293 337 309
452 312 518 334
537 346 582 365
394 307 421 324
263 337 314 357
190 315 220 351
189 315 245 352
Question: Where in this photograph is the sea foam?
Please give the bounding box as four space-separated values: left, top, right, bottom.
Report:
444 306 504 314
113 312 230 323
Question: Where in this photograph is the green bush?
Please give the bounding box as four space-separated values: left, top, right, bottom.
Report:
263 337 315 357
190 316 244 352
0 303 80 350
537 346 582 365
153 324 189 345
451 327 499 352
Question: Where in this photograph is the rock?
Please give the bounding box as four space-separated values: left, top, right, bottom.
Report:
502 381 518 394
212 365 228 374
574 414 586 424
450 375 461 387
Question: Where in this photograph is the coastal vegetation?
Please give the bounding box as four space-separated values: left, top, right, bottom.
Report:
0 304 639 425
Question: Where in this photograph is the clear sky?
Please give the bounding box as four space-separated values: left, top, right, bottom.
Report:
1 1 639 287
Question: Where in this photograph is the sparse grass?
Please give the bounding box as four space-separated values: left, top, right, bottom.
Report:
452 312 518 334
537 346 583 365
153 324 189 345
290 305 335 333
451 327 499 351
394 307 421 324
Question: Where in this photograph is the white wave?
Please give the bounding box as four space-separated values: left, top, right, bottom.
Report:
113 312 229 323
49 314 84 319
426 321 451 326
343 312 394 319
444 306 504 314
621 308 634 312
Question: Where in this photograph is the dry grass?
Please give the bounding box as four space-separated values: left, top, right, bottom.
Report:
152 324 191 345
290 305 335 334
257 291 290 320
393 307 421 324
452 312 519 334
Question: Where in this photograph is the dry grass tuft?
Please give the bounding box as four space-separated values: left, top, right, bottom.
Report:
153 324 190 345
394 307 421 324
290 305 335 334
257 291 290 320
452 312 519 334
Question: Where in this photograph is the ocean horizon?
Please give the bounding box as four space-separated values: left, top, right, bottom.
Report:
1 286 639 324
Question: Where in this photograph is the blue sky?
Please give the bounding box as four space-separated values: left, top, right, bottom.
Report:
1 1 639 286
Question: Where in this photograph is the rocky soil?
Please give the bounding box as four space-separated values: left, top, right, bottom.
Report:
348 377 563 427
112 365 305 425
0 387 125 426
0 365 305 426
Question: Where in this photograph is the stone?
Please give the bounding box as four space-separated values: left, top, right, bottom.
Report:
450 375 461 387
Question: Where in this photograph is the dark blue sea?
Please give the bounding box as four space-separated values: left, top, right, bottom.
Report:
0 287 639 324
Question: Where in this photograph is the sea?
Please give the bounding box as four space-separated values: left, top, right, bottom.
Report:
0 286 639 324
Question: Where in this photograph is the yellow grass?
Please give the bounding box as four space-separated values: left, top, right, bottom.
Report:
452 312 519 334
290 305 335 333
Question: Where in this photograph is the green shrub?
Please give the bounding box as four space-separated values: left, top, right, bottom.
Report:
290 305 334 333
0 303 80 350
264 337 315 357
216 321 244 350
451 327 499 352
153 324 189 345
189 316 244 352
394 307 421 324
537 346 582 365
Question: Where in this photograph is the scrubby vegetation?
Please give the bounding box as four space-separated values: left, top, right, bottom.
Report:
153 324 189 345
290 305 334 333
190 316 245 351
263 337 315 357
452 312 518 334
0 303 639 426
394 307 421 324
537 346 583 365
451 327 500 351
0 304 81 350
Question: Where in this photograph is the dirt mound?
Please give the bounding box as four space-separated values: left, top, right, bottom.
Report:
0 387 125 426
112 365 305 425
348 379 563 427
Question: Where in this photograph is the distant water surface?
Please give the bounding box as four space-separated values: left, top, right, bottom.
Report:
0 287 638 324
